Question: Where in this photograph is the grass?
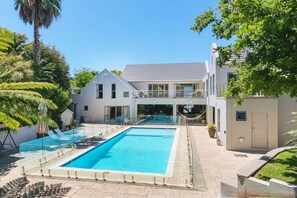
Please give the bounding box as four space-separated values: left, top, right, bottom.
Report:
255 149 297 185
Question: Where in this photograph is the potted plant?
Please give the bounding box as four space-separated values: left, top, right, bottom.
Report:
208 124 216 138
201 114 206 124
138 90 144 97
195 89 202 97
191 89 202 97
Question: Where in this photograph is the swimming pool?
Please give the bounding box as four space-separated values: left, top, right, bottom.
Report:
62 127 177 175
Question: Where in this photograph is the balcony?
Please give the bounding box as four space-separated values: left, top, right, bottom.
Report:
216 83 265 98
217 83 228 97
134 90 205 99
175 90 205 98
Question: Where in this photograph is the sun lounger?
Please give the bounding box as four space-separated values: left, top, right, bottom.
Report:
48 130 69 141
54 128 70 140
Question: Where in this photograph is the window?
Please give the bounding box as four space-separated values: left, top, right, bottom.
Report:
206 79 209 97
84 106 88 111
123 91 129 98
217 109 221 132
212 74 215 95
209 76 213 95
96 84 103 99
111 84 116 98
228 73 238 84
236 111 247 121
148 84 168 97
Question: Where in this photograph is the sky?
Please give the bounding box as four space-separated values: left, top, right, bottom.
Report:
0 0 229 76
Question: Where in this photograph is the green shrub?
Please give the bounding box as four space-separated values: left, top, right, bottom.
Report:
208 124 216 130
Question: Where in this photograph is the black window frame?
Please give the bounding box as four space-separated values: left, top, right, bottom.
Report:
84 105 88 111
96 84 103 99
236 111 247 121
123 91 129 98
111 84 116 99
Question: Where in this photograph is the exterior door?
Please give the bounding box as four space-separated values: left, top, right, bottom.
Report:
251 112 268 148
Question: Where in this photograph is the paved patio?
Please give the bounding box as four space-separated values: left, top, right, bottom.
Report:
0 126 262 197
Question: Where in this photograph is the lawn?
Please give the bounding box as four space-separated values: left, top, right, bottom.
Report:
255 149 297 185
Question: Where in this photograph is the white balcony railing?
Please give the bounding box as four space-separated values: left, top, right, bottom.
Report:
216 83 265 98
217 83 228 97
134 90 205 99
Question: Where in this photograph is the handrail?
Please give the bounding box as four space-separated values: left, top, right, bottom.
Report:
133 89 205 98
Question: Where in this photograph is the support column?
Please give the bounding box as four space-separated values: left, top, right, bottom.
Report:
133 100 138 122
173 104 177 124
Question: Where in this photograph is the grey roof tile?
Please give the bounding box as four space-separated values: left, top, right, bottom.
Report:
122 62 206 82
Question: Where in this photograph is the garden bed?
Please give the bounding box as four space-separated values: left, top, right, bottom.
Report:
254 149 297 185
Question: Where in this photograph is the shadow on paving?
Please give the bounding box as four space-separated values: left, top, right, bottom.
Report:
0 150 21 177
189 127 208 191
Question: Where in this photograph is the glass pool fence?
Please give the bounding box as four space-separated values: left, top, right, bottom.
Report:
19 124 120 175
18 123 194 188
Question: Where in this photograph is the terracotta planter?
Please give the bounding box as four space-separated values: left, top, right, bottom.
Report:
208 129 216 138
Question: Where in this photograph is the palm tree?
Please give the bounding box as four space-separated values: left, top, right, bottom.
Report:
0 68 58 130
14 0 62 65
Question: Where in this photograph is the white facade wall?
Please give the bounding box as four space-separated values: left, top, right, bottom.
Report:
0 125 37 148
226 98 278 151
278 95 297 146
205 43 287 151
77 69 136 122
216 98 227 146
207 43 218 108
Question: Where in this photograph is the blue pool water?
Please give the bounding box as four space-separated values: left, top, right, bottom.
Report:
138 115 179 125
62 127 176 174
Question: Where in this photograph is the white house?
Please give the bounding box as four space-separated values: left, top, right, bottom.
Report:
71 45 297 151
205 43 297 151
72 63 207 124
72 69 137 123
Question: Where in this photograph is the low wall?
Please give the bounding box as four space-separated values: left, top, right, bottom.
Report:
221 146 297 197
241 177 297 197
0 125 37 148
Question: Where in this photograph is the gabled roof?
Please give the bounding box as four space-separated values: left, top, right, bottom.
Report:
113 73 137 91
80 69 137 94
62 109 73 115
122 62 207 82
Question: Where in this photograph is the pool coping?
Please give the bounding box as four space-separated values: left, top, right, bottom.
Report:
50 126 179 178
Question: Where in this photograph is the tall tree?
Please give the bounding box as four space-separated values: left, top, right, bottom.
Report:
0 27 33 82
191 0 297 104
71 67 99 93
14 0 62 65
110 69 122 76
0 68 57 130
23 43 70 90
0 28 14 57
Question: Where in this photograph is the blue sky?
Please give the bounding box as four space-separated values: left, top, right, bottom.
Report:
0 0 228 75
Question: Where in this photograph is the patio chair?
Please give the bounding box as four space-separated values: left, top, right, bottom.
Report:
54 128 70 140
48 130 69 141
